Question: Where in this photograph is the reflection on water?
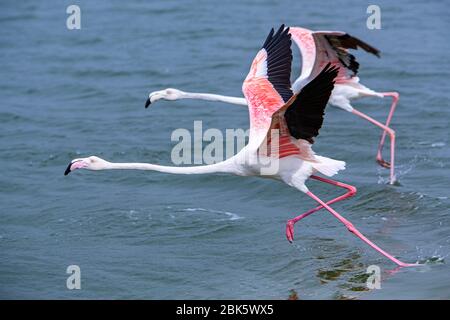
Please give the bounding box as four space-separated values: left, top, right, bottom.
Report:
288 289 299 300
316 253 369 299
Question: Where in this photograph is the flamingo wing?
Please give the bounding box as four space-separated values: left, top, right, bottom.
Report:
290 27 380 86
283 63 339 143
289 27 317 84
314 31 380 77
242 25 293 150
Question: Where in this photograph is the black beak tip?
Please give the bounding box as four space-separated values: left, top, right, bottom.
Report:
145 98 151 109
64 162 72 176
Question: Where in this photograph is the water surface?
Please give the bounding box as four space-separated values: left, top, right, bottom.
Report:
1 0 449 299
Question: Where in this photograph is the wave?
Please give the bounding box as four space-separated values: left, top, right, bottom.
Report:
181 207 243 221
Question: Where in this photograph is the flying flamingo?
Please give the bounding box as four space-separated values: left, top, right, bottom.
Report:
145 26 399 184
66 25 415 267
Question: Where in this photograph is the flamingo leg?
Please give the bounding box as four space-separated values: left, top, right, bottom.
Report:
306 190 417 267
286 176 357 242
376 92 399 167
351 108 396 184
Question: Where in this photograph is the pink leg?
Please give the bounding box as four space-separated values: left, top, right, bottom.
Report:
306 190 417 267
352 108 396 184
377 92 399 166
286 176 357 242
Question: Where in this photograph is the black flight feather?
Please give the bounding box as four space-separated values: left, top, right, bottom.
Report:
324 33 380 76
261 24 293 103
284 63 339 143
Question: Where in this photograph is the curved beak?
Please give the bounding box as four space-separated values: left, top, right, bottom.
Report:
64 162 72 175
64 160 85 176
145 98 151 108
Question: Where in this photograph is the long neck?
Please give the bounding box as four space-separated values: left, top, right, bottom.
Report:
180 91 247 106
102 158 238 175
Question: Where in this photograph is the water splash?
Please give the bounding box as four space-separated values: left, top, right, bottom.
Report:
416 246 447 265
182 207 243 221
431 142 446 148
377 154 440 185
416 255 445 265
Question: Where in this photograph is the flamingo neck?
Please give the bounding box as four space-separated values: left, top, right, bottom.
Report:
102 160 236 175
181 92 247 106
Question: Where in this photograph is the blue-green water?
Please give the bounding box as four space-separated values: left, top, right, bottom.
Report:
1 0 449 299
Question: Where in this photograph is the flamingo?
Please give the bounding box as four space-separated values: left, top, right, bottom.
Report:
66 25 416 267
145 26 399 184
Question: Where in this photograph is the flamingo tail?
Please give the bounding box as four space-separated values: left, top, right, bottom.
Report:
312 155 346 177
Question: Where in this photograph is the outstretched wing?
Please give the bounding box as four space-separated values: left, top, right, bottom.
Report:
242 25 293 150
284 63 339 143
315 31 380 77
290 27 380 88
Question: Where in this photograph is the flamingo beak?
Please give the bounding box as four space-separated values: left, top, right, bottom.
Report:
145 98 151 108
64 160 87 176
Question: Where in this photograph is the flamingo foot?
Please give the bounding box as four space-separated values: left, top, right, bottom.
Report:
376 157 391 169
286 220 295 243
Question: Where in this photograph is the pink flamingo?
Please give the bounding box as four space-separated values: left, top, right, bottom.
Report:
67 26 415 267
145 26 399 184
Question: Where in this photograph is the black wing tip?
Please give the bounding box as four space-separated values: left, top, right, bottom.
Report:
344 33 381 57
262 28 275 48
326 33 381 75
262 24 291 50
321 63 340 78
280 24 289 34
274 24 287 36
261 24 293 103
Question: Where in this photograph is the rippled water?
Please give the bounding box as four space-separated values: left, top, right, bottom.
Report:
1 0 449 299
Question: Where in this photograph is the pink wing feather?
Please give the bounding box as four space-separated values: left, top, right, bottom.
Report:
242 25 293 150
290 27 380 87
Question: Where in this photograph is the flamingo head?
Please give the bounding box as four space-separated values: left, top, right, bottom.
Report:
145 88 184 108
64 156 109 175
